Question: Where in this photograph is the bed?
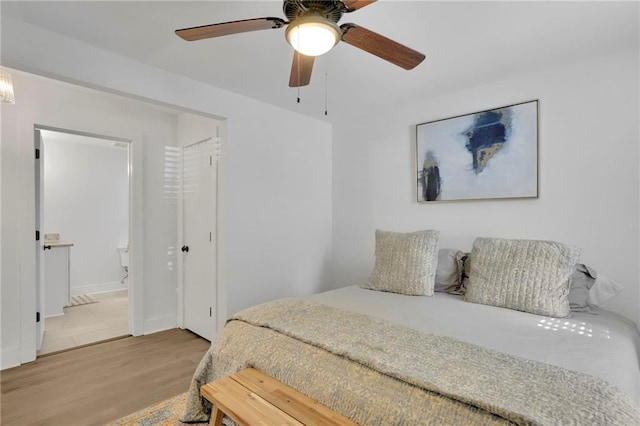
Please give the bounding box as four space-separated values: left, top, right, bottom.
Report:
181 232 640 425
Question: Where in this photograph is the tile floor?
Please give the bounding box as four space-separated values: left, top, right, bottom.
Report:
38 290 130 356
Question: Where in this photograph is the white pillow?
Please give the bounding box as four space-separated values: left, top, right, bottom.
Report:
589 274 624 307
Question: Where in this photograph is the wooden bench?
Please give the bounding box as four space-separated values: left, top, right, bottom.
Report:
200 368 358 426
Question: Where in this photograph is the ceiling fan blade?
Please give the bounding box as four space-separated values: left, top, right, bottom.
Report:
289 51 315 87
176 17 287 41
340 23 425 70
342 0 377 12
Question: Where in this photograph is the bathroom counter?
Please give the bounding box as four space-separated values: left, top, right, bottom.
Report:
45 241 74 248
44 244 72 317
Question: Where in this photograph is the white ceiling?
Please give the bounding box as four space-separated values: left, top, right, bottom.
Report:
2 1 638 122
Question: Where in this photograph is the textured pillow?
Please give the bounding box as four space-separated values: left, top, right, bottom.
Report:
362 229 439 296
465 258 618 312
465 237 581 317
435 248 465 293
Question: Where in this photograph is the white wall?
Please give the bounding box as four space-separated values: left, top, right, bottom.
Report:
1 19 332 368
1 70 180 367
43 134 128 295
332 48 640 325
1 100 21 367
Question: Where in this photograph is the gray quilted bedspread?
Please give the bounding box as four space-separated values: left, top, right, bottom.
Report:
181 298 640 425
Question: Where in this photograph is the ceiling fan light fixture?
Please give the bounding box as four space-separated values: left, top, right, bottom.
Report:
285 16 341 57
0 68 15 104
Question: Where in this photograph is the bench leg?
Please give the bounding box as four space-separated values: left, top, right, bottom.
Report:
209 407 224 426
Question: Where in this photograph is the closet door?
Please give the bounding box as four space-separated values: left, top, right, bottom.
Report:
182 138 217 340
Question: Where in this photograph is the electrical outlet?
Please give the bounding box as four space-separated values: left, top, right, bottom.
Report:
44 233 60 242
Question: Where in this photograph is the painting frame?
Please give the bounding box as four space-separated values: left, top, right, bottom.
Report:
415 100 539 203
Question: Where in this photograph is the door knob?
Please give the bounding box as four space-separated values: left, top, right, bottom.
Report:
43 245 52 250
181 245 189 253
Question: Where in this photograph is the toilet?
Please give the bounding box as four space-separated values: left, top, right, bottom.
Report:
118 246 129 284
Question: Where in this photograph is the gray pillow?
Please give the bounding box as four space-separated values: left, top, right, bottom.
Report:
459 252 472 295
465 237 581 317
362 229 439 296
568 264 597 312
435 248 465 294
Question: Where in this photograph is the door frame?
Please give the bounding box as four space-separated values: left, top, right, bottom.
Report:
32 125 142 344
34 129 45 350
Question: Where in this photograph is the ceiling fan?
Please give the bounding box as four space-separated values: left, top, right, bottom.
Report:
175 0 426 87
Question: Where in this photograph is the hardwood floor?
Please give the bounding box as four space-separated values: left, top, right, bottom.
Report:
1 328 210 426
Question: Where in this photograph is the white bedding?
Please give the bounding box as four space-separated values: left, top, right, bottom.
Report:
308 285 640 405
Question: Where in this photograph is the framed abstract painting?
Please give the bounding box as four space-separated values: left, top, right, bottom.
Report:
416 100 538 203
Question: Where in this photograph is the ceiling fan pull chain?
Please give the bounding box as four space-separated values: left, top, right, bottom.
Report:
324 55 328 116
297 31 301 104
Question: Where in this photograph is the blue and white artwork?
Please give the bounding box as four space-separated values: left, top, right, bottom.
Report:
416 100 538 202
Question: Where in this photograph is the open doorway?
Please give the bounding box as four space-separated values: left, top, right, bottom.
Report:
35 127 132 355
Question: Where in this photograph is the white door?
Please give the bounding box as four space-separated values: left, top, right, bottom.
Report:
182 138 217 340
34 130 45 350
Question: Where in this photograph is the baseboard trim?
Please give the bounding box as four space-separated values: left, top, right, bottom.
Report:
71 281 127 296
1 347 22 370
144 314 177 335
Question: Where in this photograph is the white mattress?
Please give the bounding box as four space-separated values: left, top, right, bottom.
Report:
308 285 640 404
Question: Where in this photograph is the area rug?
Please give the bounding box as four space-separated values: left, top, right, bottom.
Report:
66 294 98 307
105 392 207 426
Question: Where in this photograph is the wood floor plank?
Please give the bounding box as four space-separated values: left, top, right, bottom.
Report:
0 328 210 426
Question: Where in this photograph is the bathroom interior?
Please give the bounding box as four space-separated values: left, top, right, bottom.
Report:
38 129 130 355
